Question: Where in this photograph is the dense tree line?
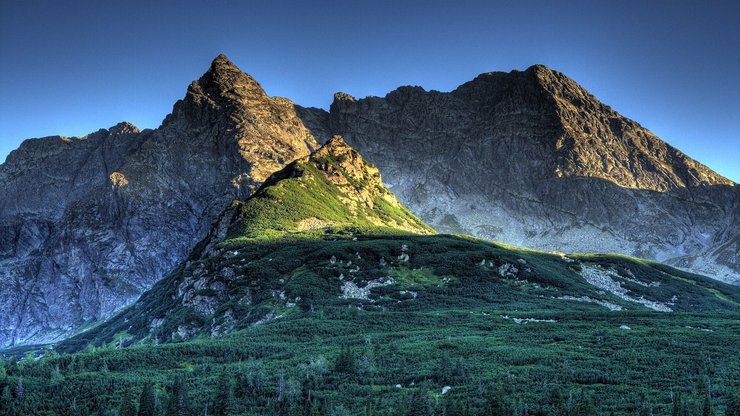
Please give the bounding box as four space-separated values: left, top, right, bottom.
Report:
1 342 738 416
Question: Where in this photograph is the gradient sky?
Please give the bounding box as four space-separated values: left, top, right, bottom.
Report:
1 0 738 181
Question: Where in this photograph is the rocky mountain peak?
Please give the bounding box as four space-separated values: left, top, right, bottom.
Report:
333 92 356 102
199 53 267 99
164 54 270 129
108 121 140 136
448 64 734 191
159 54 318 184
264 134 385 202
329 92 357 113
221 136 434 240
529 67 735 190
525 63 557 77
0 55 322 347
210 53 238 70
312 134 353 161
308 135 385 200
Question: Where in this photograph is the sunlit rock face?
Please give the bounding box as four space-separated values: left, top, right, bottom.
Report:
298 65 738 283
0 55 319 347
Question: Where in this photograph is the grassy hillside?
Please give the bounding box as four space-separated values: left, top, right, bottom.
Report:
58 231 740 350
223 135 433 241
1 137 738 415
0 230 730 415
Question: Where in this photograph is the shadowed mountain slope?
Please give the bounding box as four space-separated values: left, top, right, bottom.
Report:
298 65 738 282
60 138 738 350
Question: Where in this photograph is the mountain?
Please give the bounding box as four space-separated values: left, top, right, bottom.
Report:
0 55 319 347
6 128 740 416
1 55 737 350
61 137 738 350
299 65 738 283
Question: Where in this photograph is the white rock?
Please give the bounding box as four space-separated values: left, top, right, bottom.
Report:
580 265 672 312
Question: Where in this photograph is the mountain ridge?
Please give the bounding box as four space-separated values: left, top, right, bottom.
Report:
1 54 737 349
310 61 738 282
57 135 739 350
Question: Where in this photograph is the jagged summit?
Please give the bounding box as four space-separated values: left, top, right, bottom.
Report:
318 133 350 150
329 64 733 192
186 53 268 106
222 135 434 240
161 54 272 131
202 53 265 93
108 121 140 135
159 54 318 184
333 92 356 102
210 53 238 69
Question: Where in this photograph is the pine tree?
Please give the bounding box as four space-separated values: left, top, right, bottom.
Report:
489 395 507 416
276 368 285 402
703 390 712 416
14 376 23 400
726 389 740 416
436 355 452 384
334 346 355 375
451 358 466 384
51 365 64 386
120 391 138 416
574 390 596 416
137 383 156 416
213 371 232 416
671 391 682 416
243 358 266 396
407 388 427 416
165 377 187 416
0 385 13 414
0 358 6 384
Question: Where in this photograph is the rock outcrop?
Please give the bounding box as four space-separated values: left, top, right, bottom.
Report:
300 65 738 283
0 55 319 347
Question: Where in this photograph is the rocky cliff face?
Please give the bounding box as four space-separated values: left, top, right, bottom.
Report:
58 136 739 352
300 65 738 283
2 56 737 348
0 55 319 347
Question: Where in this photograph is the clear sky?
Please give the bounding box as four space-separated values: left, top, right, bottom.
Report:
1 0 738 181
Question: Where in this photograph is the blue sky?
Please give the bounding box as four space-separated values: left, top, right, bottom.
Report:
1 0 738 181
